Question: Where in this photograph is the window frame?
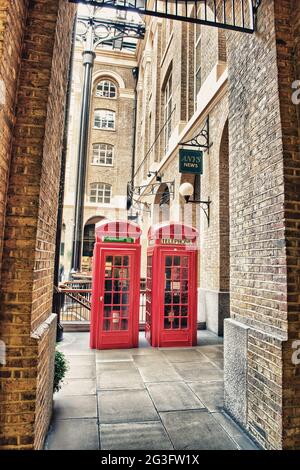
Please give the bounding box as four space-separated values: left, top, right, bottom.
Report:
91 143 114 167
89 182 112 205
94 109 116 130
96 79 117 99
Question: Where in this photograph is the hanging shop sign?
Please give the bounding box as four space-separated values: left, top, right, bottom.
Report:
179 149 203 174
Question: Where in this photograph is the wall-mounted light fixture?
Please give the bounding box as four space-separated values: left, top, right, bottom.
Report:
147 170 162 182
179 182 211 226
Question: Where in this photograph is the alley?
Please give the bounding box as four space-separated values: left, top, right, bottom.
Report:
45 332 258 451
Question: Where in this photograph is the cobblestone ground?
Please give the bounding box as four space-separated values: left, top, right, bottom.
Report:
44 331 259 450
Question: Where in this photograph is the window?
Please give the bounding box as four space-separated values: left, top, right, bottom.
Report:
94 109 115 130
96 80 117 98
164 71 173 151
92 143 114 166
89 183 112 204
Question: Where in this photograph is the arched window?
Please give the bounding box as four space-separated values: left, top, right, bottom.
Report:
94 109 115 130
96 80 117 98
89 183 112 204
92 143 114 166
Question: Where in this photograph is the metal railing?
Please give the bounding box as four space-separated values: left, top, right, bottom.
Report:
58 278 146 327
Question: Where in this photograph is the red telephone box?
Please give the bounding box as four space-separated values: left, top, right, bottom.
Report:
90 220 142 350
146 222 199 348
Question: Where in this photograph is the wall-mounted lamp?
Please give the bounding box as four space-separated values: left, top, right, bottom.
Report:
147 171 162 182
179 182 211 226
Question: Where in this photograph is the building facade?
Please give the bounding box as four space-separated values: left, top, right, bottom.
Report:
133 4 229 335
61 43 137 275
0 0 300 452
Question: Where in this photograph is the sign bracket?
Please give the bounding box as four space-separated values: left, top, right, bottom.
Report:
179 116 211 154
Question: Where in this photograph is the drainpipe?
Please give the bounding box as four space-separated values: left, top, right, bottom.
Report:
52 19 76 342
71 27 96 272
131 67 139 188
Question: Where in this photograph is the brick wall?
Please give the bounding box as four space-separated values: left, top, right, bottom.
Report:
226 0 300 450
0 0 76 450
275 0 300 450
0 0 28 279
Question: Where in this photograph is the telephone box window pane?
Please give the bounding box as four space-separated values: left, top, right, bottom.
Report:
104 293 112 305
181 306 188 316
104 307 111 318
165 268 171 280
120 268 129 279
123 256 129 266
164 318 172 329
105 280 112 291
182 257 189 267
173 305 180 316
122 293 129 304
181 293 188 304
164 293 172 304
173 318 180 329
113 293 121 304
174 256 181 266
182 268 188 279
103 320 110 331
122 281 129 291
112 311 120 329
181 318 188 329
173 293 180 304
166 256 172 266
121 319 128 331
121 306 128 317
115 256 122 266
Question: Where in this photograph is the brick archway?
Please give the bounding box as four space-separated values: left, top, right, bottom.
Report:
0 0 76 450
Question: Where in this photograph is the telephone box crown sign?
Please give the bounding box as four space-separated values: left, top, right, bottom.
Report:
96 219 142 242
148 222 199 243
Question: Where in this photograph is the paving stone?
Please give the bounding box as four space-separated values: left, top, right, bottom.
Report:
98 389 159 423
188 381 224 411
53 395 97 419
160 410 238 450
67 355 95 366
173 362 223 382
96 350 133 362
132 354 169 366
57 378 96 396
100 422 173 450
96 361 138 372
45 418 99 450
97 369 144 390
138 364 182 383
160 349 209 363
66 364 95 379
146 382 205 412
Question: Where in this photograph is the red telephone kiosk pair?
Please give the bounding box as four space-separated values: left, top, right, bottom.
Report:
90 220 199 350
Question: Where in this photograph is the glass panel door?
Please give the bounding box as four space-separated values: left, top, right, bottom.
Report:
102 254 131 332
163 255 189 330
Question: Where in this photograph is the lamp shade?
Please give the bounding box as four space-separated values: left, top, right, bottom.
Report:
179 182 194 198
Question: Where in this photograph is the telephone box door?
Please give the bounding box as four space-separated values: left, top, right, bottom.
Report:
96 249 138 349
160 251 196 347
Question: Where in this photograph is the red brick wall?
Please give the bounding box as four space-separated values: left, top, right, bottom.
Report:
0 0 76 450
0 0 28 278
275 0 300 450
